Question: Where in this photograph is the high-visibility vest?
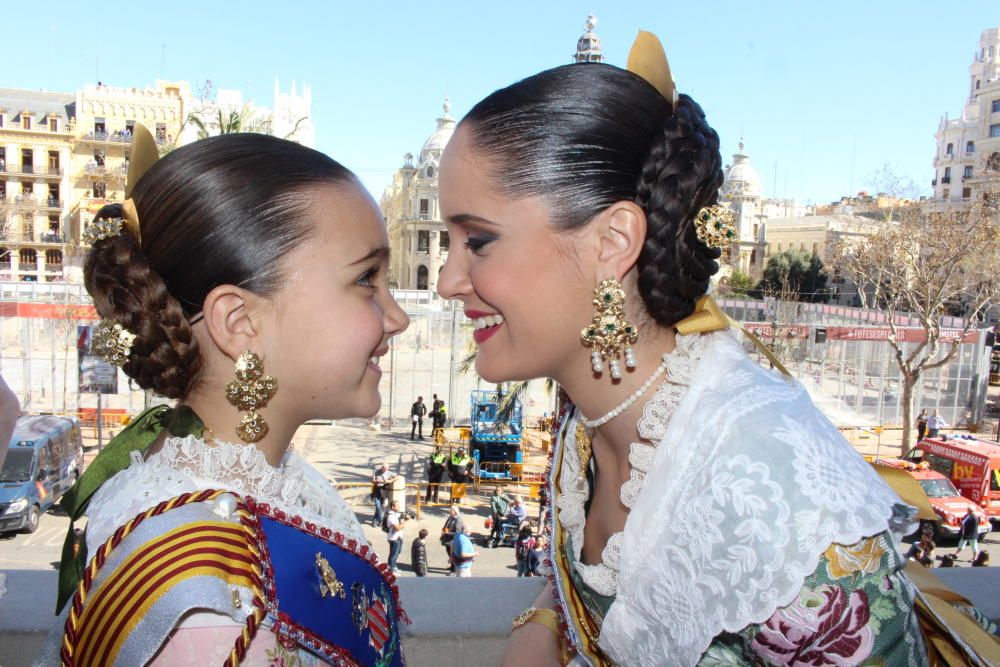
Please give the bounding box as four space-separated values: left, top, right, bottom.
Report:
431 453 446 465
452 454 470 467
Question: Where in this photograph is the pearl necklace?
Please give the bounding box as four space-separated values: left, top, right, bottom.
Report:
581 355 669 428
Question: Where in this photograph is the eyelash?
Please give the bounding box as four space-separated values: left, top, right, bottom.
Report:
464 236 495 255
356 267 379 289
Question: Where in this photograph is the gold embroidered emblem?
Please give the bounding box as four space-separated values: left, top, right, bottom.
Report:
316 553 346 599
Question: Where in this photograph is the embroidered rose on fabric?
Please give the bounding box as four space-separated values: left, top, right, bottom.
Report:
750 586 873 666
824 536 886 580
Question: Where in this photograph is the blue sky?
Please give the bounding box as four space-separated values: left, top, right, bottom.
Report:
8 1 998 204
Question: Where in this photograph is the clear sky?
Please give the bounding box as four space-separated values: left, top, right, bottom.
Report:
7 1 998 205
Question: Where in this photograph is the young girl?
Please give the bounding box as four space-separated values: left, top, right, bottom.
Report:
43 129 409 665
437 33 998 667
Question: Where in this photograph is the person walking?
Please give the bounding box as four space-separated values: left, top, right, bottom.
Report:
915 409 928 442
955 508 980 560
927 410 947 438
440 505 464 574
410 396 427 440
451 526 478 577
370 461 396 528
385 500 406 574
488 486 512 546
411 528 429 577
425 446 447 503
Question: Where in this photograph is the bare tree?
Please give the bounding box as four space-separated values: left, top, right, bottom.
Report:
834 165 1000 455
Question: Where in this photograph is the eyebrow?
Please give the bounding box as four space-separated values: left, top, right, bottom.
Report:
349 246 390 266
446 213 499 227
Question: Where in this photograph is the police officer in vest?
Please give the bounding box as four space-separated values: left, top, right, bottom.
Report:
448 447 473 503
425 446 447 503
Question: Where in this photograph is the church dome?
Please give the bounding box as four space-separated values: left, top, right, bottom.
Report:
723 139 762 198
420 97 456 163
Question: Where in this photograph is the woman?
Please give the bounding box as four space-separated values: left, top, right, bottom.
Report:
437 34 997 667
41 129 409 665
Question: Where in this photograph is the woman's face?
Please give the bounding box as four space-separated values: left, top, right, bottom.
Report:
264 182 408 420
437 126 594 383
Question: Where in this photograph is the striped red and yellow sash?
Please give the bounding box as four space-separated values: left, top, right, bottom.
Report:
67 521 259 666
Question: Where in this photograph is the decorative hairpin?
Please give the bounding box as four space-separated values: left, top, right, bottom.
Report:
82 218 125 245
82 125 156 248
694 205 737 249
91 320 136 366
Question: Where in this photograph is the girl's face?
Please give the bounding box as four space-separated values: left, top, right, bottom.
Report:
437 126 594 383
263 182 408 420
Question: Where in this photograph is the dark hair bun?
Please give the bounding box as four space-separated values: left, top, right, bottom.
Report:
634 94 723 327
84 203 201 399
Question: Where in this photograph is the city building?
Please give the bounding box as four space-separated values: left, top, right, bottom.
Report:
0 77 314 283
931 27 1000 212
0 88 77 282
720 139 767 279
381 98 455 290
763 214 880 306
572 15 604 63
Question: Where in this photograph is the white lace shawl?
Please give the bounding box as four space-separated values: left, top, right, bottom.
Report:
86 435 365 555
556 330 900 666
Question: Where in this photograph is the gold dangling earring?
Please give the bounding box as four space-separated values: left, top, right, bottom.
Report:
224 351 278 443
580 278 638 380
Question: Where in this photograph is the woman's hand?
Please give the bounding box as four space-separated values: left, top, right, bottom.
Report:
498 582 564 667
499 622 563 667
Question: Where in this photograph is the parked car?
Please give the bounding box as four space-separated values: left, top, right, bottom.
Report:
0 415 83 533
878 457 990 540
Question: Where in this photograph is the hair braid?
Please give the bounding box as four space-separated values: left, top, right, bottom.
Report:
84 204 201 399
635 95 724 327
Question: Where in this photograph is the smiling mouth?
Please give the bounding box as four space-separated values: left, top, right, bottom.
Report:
472 314 504 330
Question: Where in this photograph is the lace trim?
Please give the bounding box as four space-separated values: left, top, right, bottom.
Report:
560 332 706 597
86 435 364 553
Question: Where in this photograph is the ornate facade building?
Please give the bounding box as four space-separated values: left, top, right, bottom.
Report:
721 140 767 280
0 78 313 283
932 27 1000 212
381 99 455 290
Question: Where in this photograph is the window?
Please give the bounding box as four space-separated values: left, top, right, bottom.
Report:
946 143 953 155
0 113 4 128
48 216 59 233
47 185 59 206
964 165 973 179
94 118 106 135
426 165 435 178
943 188 950 198
417 230 430 252
21 115 31 130
21 148 33 170
93 151 105 167
21 182 33 196
966 141 975 153
125 120 135 134
977 80 981 90
752 223 759 238
48 117 58 132
989 152 1000 170
0 249 9 267
416 265 429 290
48 151 59 173
418 198 429 219
45 250 62 266
155 123 167 142
942 166 951 183
963 187 972 200
991 124 1000 138
19 248 36 265
92 182 106 198
993 100 1000 113
439 230 450 251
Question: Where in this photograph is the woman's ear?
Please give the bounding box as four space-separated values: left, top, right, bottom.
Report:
200 284 264 361
591 200 648 280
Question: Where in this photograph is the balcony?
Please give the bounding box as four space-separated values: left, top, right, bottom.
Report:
78 131 132 145
931 178 937 186
83 163 127 182
0 164 63 177
40 199 63 211
941 176 952 184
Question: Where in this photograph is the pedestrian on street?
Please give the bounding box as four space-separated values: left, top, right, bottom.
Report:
440 505 464 574
927 410 947 438
514 524 537 577
431 394 446 431
955 508 980 560
450 526 478 577
410 396 427 440
411 528 429 577
915 409 928 442
526 535 547 576
370 461 396 528
489 486 512 546
385 500 406 574
425 446 447 503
